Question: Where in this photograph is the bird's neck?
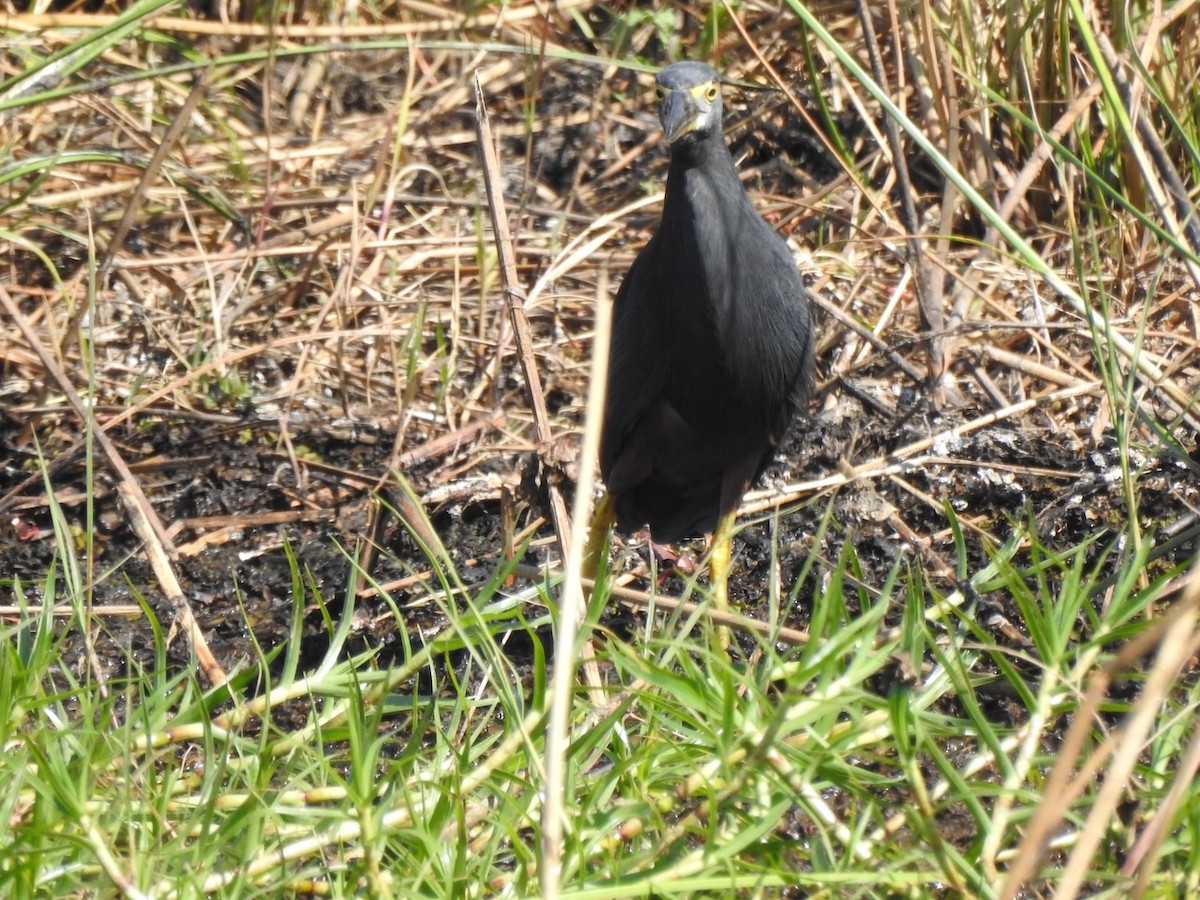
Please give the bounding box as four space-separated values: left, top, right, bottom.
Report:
665 136 746 214
668 130 737 172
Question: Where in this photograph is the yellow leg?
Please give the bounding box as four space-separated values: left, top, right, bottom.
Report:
582 491 616 587
709 508 737 651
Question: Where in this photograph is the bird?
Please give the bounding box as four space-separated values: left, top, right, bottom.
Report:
587 61 815 646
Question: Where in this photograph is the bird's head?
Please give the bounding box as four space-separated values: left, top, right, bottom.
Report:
655 62 723 146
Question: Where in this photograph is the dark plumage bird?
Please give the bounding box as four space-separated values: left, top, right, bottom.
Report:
593 61 814 637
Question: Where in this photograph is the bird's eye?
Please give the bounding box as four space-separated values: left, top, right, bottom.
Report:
706 84 719 101
655 86 665 100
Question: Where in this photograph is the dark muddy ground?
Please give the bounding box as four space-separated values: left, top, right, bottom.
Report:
2 52 1198 718
2 355 1196 698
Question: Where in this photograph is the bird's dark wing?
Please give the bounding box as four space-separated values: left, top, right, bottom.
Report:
600 230 736 539
599 144 814 542
689 170 814 438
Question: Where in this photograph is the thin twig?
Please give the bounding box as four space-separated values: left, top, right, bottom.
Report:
858 0 943 397
541 272 612 900
95 69 213 282
472 70 605 681
473 73 570 546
